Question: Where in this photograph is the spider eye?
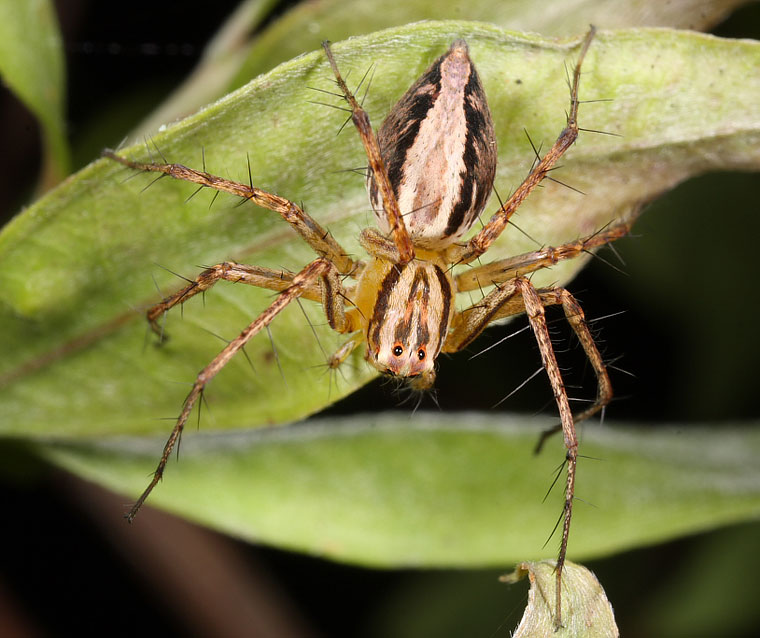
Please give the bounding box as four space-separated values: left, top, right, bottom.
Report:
392 345 404 357
417 348 426 360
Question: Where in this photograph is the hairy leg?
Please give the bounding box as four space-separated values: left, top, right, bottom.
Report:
322 42 415 265
446 27 597 267
454 220 630 293
104 150 358 275
444 275 610 628
145 262 317 340
126 258 339 521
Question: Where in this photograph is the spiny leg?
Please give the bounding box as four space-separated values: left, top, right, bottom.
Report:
103 149 357 276
454 220 630 293
532 288 612 452
146 262 322 340
327 333 364 369
444 276 609 628
546 289 612 421
126 258 335 522
446 26 597 266
448 275 612 429
515 278 577 630
453 220 627 449
322 42 415 265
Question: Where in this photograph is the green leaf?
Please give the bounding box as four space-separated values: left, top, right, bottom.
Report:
2 24 759 440
39 416 760 566
231 0 752 93
142 0 751 139
0 0 69 187
503 560 618 637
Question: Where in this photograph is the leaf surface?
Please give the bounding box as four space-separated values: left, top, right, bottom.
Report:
40 416 760 566
505 560 619 637
2 24 759 439
137 0 750 136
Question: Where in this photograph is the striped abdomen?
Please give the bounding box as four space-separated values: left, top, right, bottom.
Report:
368 39 497 249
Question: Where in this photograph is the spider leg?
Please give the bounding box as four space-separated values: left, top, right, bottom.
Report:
103 150 357 276
444 275 610 628
322 42 415 265
327 332 365 369
446 27 597 267
145 262 321 341
535 287 612 438
126 258 337 522
515 279 577 631
454 220 631 293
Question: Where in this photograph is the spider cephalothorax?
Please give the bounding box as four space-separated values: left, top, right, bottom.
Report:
353 253 454 388
106 27 630 627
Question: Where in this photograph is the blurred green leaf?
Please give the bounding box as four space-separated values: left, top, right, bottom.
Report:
0 0 69 187
134 0 281 138
40 416 760 566
2 24 759 441
639 523 760 636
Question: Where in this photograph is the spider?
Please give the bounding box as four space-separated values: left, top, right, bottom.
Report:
106 26 629 626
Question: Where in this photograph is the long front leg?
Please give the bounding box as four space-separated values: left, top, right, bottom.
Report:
126 258 334 522
514 279 577 631
445 277 609 628
103 150 358 276
146 262 322 341
322 43 415 265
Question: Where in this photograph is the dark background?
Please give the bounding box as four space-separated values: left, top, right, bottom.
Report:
1 1 759 636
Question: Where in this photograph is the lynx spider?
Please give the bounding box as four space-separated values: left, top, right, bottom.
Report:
106 26 629 626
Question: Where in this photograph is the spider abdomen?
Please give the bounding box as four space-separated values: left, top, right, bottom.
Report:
368 39 497 249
